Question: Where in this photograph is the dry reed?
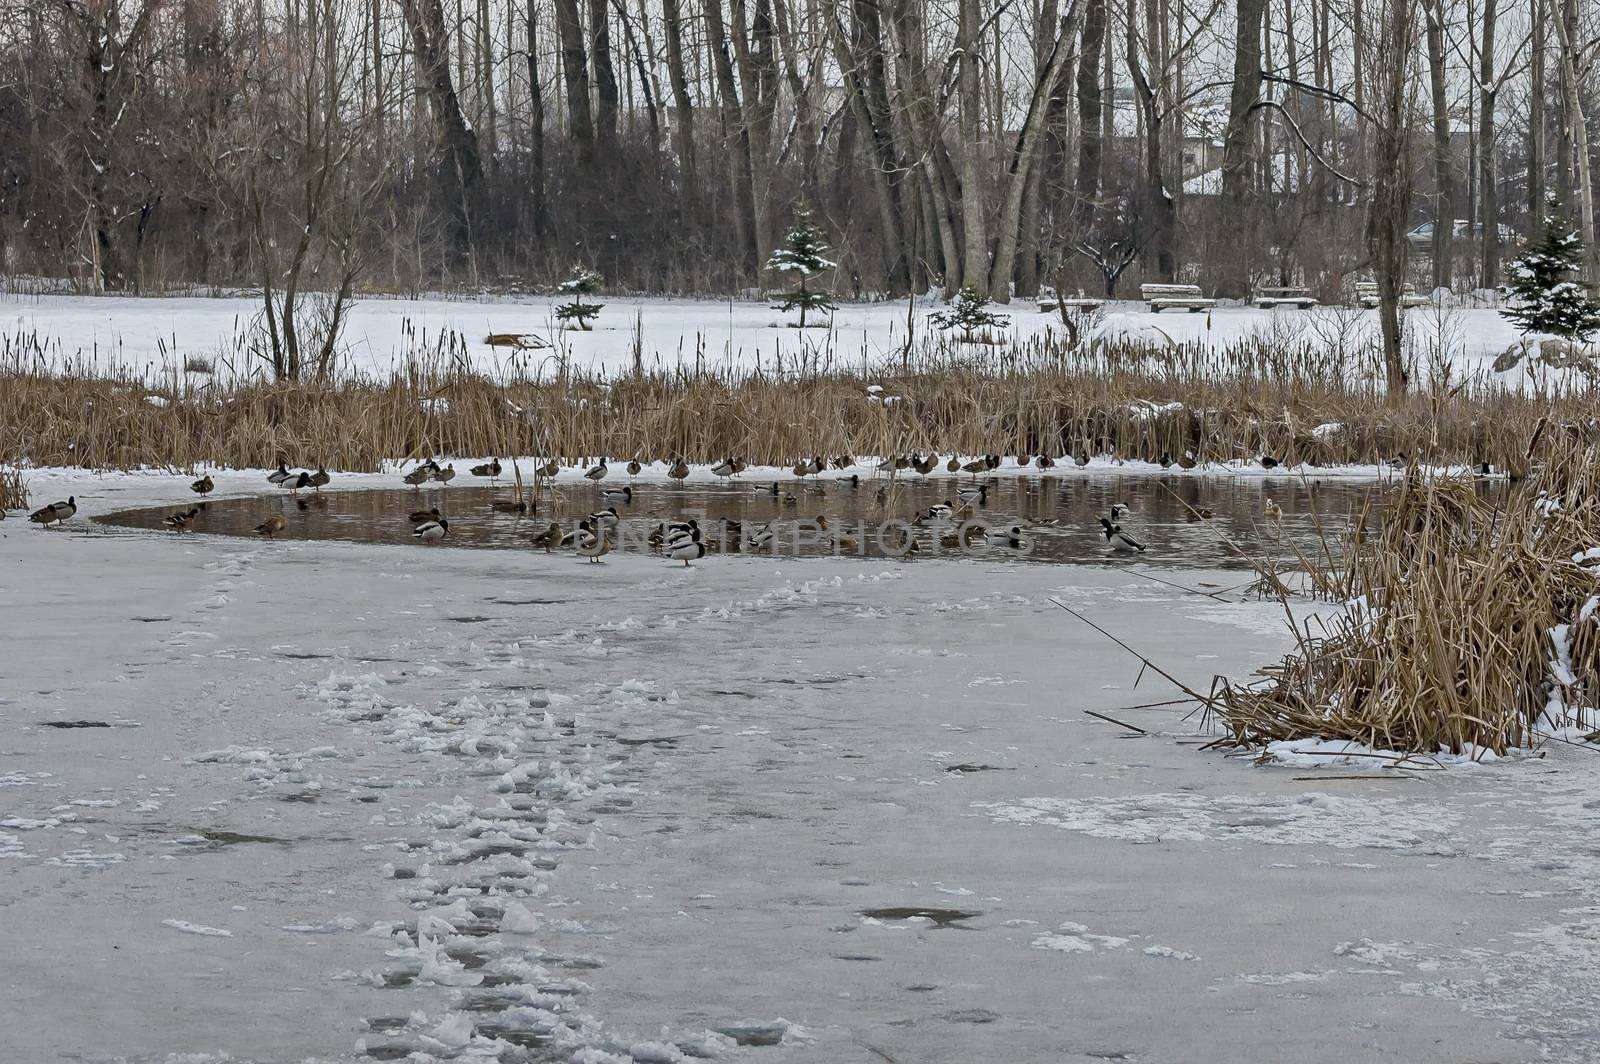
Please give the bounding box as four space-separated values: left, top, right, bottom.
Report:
1 328 1591 474
0 465 26 510
1212 433 1600 755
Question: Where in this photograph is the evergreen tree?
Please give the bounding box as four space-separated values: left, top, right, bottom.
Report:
766 207 837 329
1502 219 1600 341
555 267 605 331
930 286 1011 343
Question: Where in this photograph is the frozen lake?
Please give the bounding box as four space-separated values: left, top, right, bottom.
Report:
4 470 1600 1063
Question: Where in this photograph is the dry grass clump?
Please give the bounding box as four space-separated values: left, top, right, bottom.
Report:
0 465 27 510
0 331 1590 474
1213 434 1600 755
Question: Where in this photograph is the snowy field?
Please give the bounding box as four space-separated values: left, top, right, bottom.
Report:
0 290 1528 381
6 470 1600 1063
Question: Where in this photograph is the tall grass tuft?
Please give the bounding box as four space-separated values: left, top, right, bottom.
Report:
0 465 27 510
1212 433 1600 755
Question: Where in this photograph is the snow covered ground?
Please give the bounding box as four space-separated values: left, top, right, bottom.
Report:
0 290 1528 381
6 470 1600 1063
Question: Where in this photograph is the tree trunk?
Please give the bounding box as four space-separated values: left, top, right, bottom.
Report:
591 0 621 149
399 0 487 254
1479 0 1499 287
705 0 759 273
1126 0 1175 282
662 0 698 202
526 2 551 237
1366 0 1419 398
1215 0 1264 298
1424 0 1453 291
1074 0 1106 223
1555 0 1597 279
957 0 989 293
551 0 596 165
1529 0 1546 238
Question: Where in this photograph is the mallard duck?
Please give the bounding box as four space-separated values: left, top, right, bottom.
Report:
667 457 690 482
413 517 450 542
844 473 860 487
190 473 215 495
793 455 823 478
961 457 988 475
1265 499 1283 521
538 458 560 478
589 507 620 531
164 507 201 532
584 457 609 482
915 502 955 524
875 455 900 473
957 484 988 509
491 496 532 514
986 524 1027 549
254 514 286 538
748 523 776 550
561 518 595 547
627 457 643 478
282 470 311 494
267 463 291 486
409 506 442 524
1035 454 1056 469
711 457 739 479
577 527 611 562
432 463 457 486
309 466 330 491
914 454 939 476
668 537 706 566
1158 453 1174 469
471 458 502 482
833 455 855 469
403 465 433 488
1074 452 1090 468
1099 517 1145 552
601 485 633 505
946 456 961 473
1109 502 1132 521
530 522 562 552
29 496 77 526
1259 455 1281 470
1178 451 1198 470
814 515 857 552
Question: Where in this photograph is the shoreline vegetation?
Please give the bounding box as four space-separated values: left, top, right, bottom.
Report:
3 329 1592 475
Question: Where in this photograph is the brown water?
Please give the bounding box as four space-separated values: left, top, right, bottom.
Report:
93 475 1465 570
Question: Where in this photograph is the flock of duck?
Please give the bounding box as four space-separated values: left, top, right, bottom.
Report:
21 452 1249 559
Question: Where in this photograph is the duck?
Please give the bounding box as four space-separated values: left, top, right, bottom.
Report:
1259 455 1281 470
589 506 620 530
561 519 595 547
29 496 77 526
794 455 823 478
530 522 562 552
538 458 560 478
1035 454 1056 469
986 524 1028 549
190 473 215 496
664 518 700 542
1074 452 1090 468
164 507 201 532
956 484 988 509
309 466 331 491
668 537 707 566
626 457 643 479
961 457 988 475
432 463 457 486
1109 502 1132 521
267 462 291 486
413 517 449 542
1265 499 1283 521
1178 451 1198 470
916 502 955 524
491 496 532 514
844 473 861 487
1185 507 1216 522
282 470 312 494
1099 517 1145 552
946 456 962 473
833 455 855 469
584 457 609 482
1158 453 1174 469
711 457 738 479
667 457 690 482
409 506 442 524
889 527 921 554
748 523 776 550
582 530 612 562
914 453 940 476
253 514 287 538
601 485 633 505
403 465 434 488
815 515 857 552
471 457 503 482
